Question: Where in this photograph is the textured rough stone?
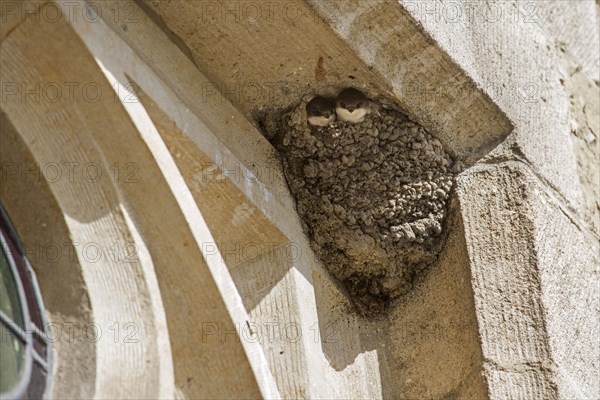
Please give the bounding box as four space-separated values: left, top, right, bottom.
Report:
396 0 585 210
2 0 598 399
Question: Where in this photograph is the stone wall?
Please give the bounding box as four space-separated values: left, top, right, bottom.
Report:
0 0 597 398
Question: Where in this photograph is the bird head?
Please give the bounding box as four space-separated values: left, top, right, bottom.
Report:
336 88 368 112
306 96 335 117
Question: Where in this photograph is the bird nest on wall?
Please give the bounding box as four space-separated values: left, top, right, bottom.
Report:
267 88 462 316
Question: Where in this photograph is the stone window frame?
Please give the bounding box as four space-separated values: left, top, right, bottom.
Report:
0 203 53 400
5 0 592 393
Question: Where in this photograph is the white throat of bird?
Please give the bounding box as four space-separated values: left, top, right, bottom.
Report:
308 114 335 127
336 106 368 123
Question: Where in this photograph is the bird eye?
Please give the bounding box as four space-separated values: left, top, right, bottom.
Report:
341 102 346 107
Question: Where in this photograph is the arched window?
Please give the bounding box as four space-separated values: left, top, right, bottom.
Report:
0 204 52 399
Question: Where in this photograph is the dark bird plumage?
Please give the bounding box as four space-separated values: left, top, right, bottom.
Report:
306 96 336 127
336 88 379 123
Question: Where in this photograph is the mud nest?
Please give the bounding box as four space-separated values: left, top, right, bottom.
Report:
268 97 460 315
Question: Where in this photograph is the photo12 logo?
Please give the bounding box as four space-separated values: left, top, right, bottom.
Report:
1 81 142 105
201 321 339 344
402 1 539 24
2 240 140 265
0 321 141 344
0 1 138 25
0 161 139 185
197 1 338 24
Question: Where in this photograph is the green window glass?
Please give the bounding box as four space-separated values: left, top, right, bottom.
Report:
0 204 52 399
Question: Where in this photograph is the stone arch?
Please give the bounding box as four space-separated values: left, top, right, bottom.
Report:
1 109 97 399
1 5 280 398
0 15 174 399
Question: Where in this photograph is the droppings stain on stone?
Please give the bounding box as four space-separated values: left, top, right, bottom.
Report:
232 202 255 227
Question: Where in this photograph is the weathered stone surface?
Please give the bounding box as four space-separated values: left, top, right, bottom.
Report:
457 162 599 399
0 110 97 400
1 17 172 396
384 199 487 399
1 9 277 399
397 0 585 210
561 50 600 232
537 1 600 82
140 0 512 162
531 175 600 399
457 163 559 399
0 0 597 399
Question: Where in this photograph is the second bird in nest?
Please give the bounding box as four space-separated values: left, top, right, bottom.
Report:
335 88 380 123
